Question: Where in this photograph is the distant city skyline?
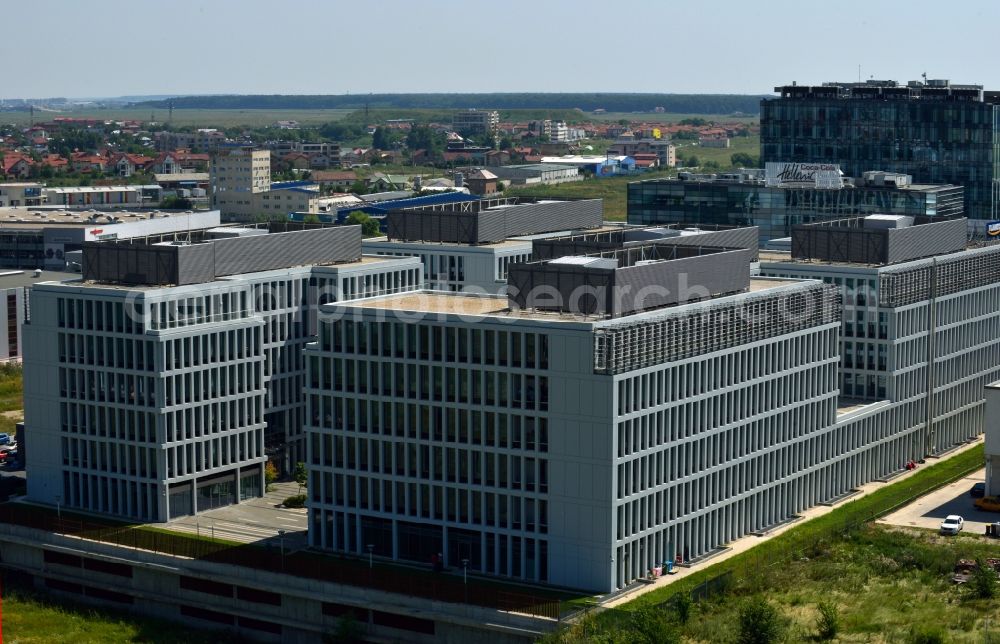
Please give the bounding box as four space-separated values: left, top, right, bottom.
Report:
3 0 999 98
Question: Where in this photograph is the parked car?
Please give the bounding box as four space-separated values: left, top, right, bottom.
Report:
976 496 1000 512
972 482 987 498
0 442 17 453
0 433 9 445
941 515 965 535
0 449 14 462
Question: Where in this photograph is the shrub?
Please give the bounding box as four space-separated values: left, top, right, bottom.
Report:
737 596 785 644
282 494 306 508
908 625 946 644
674 591 692 624
971 559 997 599
629 605 678 644
816 601 839 640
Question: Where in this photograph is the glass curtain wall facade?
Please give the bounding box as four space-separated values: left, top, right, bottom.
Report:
761 84 1000 220
627 179 963 243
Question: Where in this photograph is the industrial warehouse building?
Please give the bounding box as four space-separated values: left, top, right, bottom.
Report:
23 225 423 522
304 214 1000 592
0 208 222 270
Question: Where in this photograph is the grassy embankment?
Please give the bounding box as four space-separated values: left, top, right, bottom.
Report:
548 444 993 643
0 584 239 644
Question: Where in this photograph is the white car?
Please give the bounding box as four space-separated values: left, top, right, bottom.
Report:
940 515 964 535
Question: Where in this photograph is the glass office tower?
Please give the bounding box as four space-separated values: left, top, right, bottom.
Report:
761 80 1000 221
627 176 963 243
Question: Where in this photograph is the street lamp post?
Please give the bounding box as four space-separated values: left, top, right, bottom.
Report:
55 495 62 523
278 529 286 571
367 544 374 569
462 558 469 585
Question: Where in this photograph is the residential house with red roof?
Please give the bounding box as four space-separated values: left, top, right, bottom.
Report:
39 154 69 171
310 170 357 191
632 153 660 169
2 154 33 179
278 152 311 171
70 152 107 173
109 153 154 177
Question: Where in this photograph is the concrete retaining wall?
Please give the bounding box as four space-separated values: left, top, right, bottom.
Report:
0 524 553 644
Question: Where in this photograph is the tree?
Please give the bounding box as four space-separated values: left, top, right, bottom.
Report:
264 461 278 492
303 213 321 225
406 125 444 158
293 461 308 495
684 155 700 168
737 597 785 644
348 180 368 195
495 181 506 193
372 127 393 150
160 195 193 209
971 559 997 599
731 152 760 168
324 613 364 643
345 211 382 237
816 601 839 640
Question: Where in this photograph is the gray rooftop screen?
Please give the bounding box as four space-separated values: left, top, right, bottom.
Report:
83 225 362 286
385 197 603 244
508 244 751 317
790 217 967 265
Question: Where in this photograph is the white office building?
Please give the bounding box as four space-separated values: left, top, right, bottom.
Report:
362 197 605 294
759 215 1000 456
305 215 1000 592
23 225 422 522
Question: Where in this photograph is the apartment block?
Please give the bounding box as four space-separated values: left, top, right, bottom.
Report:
452 109 499 137
210 147 272 220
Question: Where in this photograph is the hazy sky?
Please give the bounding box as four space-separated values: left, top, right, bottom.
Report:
5 0 999 98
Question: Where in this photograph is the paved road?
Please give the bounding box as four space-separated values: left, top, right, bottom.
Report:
165 481 308 550
878 468 999 536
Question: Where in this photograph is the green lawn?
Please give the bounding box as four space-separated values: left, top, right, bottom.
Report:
0 363 22 415
1 585 237 643
675 134 760 167
506 170 673 221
